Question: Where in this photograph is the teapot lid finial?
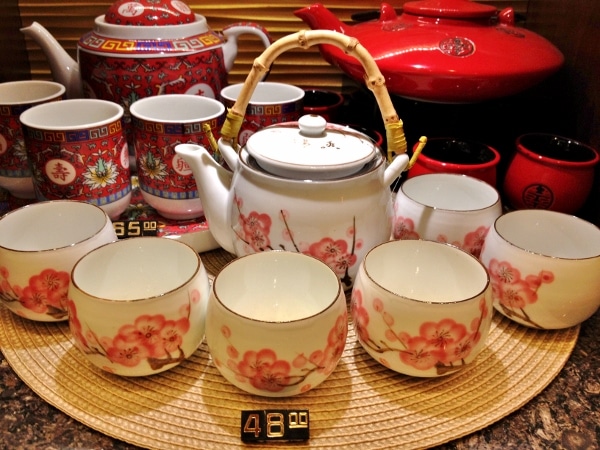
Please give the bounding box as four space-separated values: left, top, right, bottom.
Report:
403 0 497 19
298 114 327 137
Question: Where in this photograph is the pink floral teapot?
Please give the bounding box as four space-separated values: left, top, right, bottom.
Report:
175 30 425 289
21 0 271 137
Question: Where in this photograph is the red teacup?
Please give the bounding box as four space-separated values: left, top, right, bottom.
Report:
503 133 599 214
0 80 65 199
20 99 131 220
302 89 345 123
407 137 501 187
220 82 304 146
130 94 225 220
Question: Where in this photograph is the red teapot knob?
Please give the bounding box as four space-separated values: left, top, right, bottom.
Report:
497 7 515 26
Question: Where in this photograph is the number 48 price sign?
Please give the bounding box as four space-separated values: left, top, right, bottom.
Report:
241 410 309 443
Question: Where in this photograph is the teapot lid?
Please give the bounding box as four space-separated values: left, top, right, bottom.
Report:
105 0 196 25
245 115 378 180
403 0 497 19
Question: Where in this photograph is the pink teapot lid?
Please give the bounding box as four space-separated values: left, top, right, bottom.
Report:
105 0 197 26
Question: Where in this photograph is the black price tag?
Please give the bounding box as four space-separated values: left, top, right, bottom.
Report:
112 220 159 238
241 410 309 443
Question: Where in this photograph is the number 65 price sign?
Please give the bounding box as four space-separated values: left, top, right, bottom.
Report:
241 410 309 443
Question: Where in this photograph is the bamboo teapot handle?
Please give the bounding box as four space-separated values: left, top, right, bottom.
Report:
220 29 425 163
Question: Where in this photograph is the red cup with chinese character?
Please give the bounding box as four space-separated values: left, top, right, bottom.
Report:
503 133 600 214
0 80 65 199
407 137 501 187
20 99 131 219
220 82 304 146
130 94 225 220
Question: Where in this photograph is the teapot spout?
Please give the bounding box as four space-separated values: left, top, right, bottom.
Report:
21 22 83 99
384 153 410 187
294 4 350 34
174 143 235 255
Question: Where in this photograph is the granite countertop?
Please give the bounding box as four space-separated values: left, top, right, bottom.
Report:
1 307 598 449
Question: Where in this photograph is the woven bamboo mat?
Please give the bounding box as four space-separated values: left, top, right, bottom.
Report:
0 249 579 449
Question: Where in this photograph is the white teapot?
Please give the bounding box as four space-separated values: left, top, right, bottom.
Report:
176 30 424 288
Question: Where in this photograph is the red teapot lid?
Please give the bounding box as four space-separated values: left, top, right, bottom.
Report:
105 0 196 26
403 0 497 19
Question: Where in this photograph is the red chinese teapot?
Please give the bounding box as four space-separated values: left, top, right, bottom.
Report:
22 0 271 136
295 0 564 103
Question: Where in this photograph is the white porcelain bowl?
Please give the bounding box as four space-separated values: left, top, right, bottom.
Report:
67 237 210 376
206 250 347 396
0 200 117 321
480 209 600 329
351 239 493 377
393 173 502 258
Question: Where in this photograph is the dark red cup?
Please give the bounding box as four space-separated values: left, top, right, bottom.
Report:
407 137 501 187
503 133 599 213
302 89 345 123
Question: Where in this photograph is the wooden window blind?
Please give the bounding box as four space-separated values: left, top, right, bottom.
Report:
18 1 529 91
